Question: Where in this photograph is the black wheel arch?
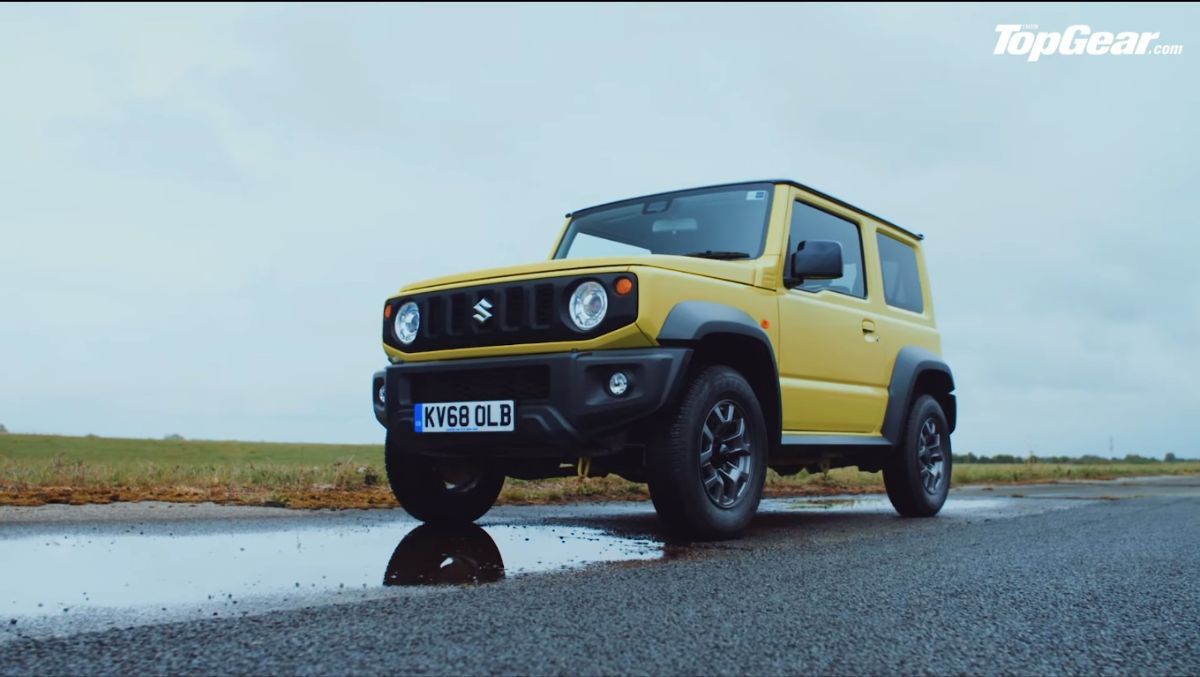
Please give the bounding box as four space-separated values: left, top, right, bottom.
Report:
657 301 782 452
881 346 957 445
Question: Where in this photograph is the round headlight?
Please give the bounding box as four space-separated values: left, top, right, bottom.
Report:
393 301 420 345
568 281 608 331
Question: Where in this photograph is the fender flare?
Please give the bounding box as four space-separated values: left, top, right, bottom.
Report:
658 300 771 346
657 301 782 442
880 346 956 444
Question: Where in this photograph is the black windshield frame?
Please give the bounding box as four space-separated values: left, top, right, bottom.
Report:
554 183 776 260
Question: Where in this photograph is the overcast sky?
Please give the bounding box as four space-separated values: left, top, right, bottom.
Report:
1 4 1197 456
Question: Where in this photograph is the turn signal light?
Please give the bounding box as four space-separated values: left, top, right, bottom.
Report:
384 304 393 319
614 277 634 296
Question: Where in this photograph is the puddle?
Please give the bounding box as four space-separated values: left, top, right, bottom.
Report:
0 521 662 620
777 495 1015 514
784 497 862 510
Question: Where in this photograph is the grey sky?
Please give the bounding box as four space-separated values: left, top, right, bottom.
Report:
1 4 1197 455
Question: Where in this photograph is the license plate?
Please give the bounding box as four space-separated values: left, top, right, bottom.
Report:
414 400 515 433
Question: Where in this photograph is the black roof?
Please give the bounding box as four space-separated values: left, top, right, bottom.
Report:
566 179 923 241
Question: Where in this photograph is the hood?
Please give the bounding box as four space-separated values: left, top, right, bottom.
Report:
399 255 759 294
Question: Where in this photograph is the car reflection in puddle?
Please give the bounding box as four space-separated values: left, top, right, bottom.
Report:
382 524 507 586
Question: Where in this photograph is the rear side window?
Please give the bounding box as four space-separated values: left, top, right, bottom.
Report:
876 233 924 313
788 201 866 298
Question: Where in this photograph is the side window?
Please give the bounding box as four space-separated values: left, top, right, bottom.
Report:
788 200 865 298
876 233 924 313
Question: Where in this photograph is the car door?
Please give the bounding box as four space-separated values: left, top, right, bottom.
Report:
777 197 889 434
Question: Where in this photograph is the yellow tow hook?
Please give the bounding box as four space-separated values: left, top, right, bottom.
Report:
576 456 592 479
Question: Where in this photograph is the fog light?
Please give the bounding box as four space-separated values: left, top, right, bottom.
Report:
607 371 629 397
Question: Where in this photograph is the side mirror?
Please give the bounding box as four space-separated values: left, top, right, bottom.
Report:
788 240 843 286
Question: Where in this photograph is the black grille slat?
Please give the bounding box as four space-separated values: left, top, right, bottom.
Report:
410 366 550 402
448 293 467 335
533 284 554 328
424 296 443 339
503 287 524 331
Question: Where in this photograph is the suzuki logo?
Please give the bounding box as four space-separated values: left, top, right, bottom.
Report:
472 298 493 324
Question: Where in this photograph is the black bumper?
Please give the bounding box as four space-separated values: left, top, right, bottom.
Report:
372 348 692 458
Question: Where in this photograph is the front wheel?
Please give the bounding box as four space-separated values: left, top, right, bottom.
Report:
385 446 504 524
647 365 768 540
883 394 952 517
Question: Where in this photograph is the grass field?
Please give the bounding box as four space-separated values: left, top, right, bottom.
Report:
1 433 1196 509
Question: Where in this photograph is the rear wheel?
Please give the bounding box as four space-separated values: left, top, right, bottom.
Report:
883 395 952 517
385 446 504 524
647 365 768 540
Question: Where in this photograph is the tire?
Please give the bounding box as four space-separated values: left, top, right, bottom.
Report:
647 365 768 540
383 523 504 586
883 394 952 517
385 445 504 524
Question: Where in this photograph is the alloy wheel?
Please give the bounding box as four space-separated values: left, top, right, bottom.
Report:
699 400 754 508
917 417 946 495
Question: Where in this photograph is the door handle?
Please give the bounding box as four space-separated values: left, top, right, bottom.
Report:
862 319 879 342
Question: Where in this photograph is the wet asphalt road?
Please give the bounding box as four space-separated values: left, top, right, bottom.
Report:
2 477 1198 676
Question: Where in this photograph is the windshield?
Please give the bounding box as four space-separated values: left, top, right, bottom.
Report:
555 183 774 260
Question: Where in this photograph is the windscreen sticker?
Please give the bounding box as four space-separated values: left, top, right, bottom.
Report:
643 199 672 214
746 190 767 201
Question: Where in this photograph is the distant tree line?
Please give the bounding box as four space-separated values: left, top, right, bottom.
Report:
957 452 1189 464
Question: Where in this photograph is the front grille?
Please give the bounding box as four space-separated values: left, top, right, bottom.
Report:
383 273 638 353
409 366 551 402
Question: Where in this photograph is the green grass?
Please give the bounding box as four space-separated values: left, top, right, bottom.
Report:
0 434 389 507
950 462 1200 485
1 433 1197 508
0 433 379 468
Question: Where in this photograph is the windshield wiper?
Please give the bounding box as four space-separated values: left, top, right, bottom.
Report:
678 250 752 260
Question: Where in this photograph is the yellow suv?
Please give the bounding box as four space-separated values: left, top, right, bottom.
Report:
372 180 956 539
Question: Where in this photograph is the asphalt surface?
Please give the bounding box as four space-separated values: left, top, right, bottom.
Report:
2 476 1198 676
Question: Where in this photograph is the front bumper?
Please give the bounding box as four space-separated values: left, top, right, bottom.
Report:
372 348 692 458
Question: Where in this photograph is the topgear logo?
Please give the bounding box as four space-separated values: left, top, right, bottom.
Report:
994 24 1184 62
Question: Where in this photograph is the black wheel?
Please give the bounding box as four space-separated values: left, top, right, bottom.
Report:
383 523 504 586
883 394 952 517
647 365 768 540
385 444 504 524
